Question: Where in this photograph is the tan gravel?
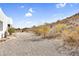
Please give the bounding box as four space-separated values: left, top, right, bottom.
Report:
0 32 78 56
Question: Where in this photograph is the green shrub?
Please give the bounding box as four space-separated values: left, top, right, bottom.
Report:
8 28 15 35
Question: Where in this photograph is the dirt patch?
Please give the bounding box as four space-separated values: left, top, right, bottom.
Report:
0 39 6 42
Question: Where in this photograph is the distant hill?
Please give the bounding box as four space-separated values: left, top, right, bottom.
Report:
19 13 79 32
54 13 79 26
40 13 79 28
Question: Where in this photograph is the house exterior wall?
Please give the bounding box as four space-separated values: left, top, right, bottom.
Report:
0 8 12 39
0 21 3 31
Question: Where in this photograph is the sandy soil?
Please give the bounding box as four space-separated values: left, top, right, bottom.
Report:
0 32 78 56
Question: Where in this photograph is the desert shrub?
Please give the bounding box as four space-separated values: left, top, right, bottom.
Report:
8 28 15 35
55 24 67 33
47 31 61 39
33 28 42 35
62 30 79 47
41 26 50 38
46 24 67 39
33 26 50 38
62 29 71 37
75 26 79 33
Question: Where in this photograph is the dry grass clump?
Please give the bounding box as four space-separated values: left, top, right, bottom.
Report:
46 32 61 39
33 28 41 36
33 26 50 38
32 23 79 46
62 29 79 47
55 24 67 32
46 29 61 39
46 24 67 39
75 26 79 33
33 23 67 39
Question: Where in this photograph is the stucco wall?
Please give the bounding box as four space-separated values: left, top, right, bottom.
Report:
0 8 13 39
0 21 3 31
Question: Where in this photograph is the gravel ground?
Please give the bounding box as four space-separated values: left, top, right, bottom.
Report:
0 32 77 56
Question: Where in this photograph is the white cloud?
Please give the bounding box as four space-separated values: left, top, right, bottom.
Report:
29 8 34 12
25 12 32 17
25 8 34 17
25 8 35 17
56 3 66 8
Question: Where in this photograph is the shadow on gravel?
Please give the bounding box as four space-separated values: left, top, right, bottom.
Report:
0 39 6 42
30 39 44 42
23 37 44 42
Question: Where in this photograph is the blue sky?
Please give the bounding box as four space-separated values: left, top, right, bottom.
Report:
0 3 79 28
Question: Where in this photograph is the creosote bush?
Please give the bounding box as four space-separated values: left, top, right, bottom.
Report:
8 28 15 35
